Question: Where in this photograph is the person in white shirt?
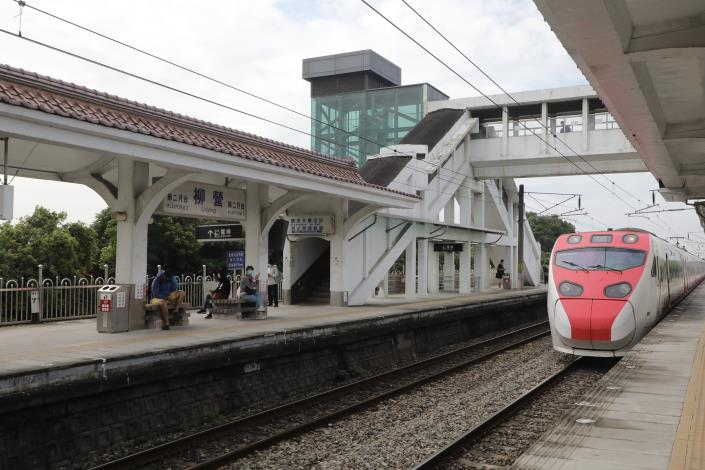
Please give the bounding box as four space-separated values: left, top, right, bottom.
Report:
267 262 282 307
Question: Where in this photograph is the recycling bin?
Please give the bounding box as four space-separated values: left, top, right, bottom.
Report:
97 284 130 333
502 274 512 290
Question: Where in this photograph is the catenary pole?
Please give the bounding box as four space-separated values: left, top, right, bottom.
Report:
518 184 525 290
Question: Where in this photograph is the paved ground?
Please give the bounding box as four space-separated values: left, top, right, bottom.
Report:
512 283 705 470
0 287 542 379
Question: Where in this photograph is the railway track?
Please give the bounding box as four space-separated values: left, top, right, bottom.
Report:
90 321 550 470
411 356 615 469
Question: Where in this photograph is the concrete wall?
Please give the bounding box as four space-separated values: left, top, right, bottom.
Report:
0 293 546 469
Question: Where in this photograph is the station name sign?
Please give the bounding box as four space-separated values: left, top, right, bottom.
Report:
287 215 335 236
196 224 243 242
433 242 463 252
158 182 246 221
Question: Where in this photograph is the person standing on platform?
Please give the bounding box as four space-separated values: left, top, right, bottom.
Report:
496 259 506 288
200 267 231 319
267 261 282 307
240 265 266 312
150 267 185 330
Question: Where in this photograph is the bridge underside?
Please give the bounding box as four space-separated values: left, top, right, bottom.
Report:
472 152 646 179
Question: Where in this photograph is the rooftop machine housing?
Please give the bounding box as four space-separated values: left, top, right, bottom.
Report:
303 50 448 165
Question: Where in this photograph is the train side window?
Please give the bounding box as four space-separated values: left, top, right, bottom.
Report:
651 257 658 278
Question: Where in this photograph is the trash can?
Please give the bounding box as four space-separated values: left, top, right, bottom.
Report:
97 285 130 333
502 274 512 290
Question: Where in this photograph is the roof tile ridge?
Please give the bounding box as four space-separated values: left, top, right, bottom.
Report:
0 64 358 169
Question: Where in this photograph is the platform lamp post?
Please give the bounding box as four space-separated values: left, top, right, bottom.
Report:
202 264 207 305
517 185 525 290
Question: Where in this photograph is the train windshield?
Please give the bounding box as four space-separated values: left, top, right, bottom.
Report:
555 248 647 271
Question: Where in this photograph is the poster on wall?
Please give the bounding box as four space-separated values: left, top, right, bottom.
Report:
157 182 246 221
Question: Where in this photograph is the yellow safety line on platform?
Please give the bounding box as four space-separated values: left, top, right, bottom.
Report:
670 315 705 470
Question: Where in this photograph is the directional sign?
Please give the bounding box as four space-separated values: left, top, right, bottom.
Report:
227 251 245 270
196 224 243 242
434 242 464 252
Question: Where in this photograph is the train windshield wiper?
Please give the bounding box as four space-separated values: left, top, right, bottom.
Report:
589 264 623 274
562 260 589 272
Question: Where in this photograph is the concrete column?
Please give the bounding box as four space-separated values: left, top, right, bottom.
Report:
245 183 268 274
459 182 471 227
511 245 519 289
476 242 488 291
501 106 509 157
541 102 548 153
428 248 439 294
282 239 293 304
459 241 471 294
330 200 347 306
405 239 416 299
245 182 268 309
581 98 589 152
444 197 455 225
443 252 454 291
114 159 149 285
417 239 429 296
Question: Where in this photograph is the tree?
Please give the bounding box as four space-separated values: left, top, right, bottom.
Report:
91 207 116 273
526 212 576 265
0 206 95 280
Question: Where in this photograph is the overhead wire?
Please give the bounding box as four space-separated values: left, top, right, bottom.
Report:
360 0 680 238
399 0 651 209
7 0 497 195
3 0 683 238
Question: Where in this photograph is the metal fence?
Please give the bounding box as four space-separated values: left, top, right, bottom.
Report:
0 265 285 326
0 268 115 326
382 270 478 296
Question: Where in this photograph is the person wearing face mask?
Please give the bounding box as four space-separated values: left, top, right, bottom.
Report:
239 265 266 312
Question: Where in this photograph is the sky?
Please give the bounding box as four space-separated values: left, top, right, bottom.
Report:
0 0 701 254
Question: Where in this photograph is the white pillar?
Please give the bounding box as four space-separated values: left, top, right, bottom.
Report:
511 245 519 289
428 247 439 294
541 102 548 153
459 241 471 294
282 239 293 303
417 239 429 296
245 182 268 309
459 183 471 227
330 200 347 306
501 106 509 157
114 159 150 285
405 239 416 299
443 252 454 291
476 242 489 291
581 97 589 152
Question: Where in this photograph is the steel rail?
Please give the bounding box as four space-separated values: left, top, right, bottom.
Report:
91 321 549 470
186 327 551 470
411 356 584 469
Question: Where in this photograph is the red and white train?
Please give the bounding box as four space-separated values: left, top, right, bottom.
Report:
548 229 705 357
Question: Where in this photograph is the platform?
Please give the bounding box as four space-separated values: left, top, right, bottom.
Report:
0 287 544 399
513 282 705 470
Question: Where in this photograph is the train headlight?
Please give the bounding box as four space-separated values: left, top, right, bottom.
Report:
623 234 639 244
567 235 582 244
604 282 632 298
559 281 583 296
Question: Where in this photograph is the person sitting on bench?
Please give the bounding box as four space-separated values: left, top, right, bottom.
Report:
150 267 186 330
200 267 231 319
240 265 266 313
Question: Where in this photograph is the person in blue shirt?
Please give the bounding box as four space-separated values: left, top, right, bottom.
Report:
150 267 185 330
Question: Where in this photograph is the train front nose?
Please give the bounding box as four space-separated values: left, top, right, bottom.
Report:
552 299 636 350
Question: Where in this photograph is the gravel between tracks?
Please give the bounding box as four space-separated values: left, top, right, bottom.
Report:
227 337 571 469
87 323 546 469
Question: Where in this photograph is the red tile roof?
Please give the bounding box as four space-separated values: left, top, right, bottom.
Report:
0 64 417 199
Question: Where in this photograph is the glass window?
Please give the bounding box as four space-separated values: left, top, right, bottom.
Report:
556 248 647 271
